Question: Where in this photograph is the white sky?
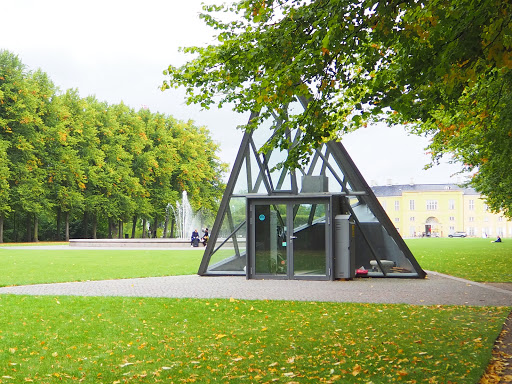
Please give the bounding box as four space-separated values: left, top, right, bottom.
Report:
0 0 469 186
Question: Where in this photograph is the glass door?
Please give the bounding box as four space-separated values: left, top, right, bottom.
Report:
250 198 330 280
253 204 288 277
292 203 328 278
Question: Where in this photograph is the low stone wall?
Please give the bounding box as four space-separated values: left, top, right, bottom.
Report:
69 238 246 249
69 238 199 249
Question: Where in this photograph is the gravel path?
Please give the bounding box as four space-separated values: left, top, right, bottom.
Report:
0 271 510 306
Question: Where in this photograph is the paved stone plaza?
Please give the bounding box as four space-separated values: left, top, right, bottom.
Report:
0 271 510 307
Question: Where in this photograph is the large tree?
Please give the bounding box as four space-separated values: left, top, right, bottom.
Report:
0 51 53 241
163 0 512 216
45 90 88 240
0 138 10 242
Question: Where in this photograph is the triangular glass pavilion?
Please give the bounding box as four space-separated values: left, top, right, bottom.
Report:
199 99 426 279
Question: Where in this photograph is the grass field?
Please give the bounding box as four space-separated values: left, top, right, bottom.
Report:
0 248 204 287
0 238 510 285
406 238 512 282
0 295 508 383
0 240 510 383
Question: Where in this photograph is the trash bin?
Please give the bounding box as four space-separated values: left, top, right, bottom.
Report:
334 215 355 279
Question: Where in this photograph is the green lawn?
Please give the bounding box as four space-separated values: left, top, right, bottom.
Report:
0 295 508 383
0 248 204 287
1 238 510 285
406 238 512 282
0 241 510 383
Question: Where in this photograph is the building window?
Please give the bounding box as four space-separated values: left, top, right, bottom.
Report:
483 203 488 211
499 216 504 222
469 199 475 210
394 217 400 223
395 200 400 211
498 227 504 236
409 200 415 210
449 216 455 221
426 200 438 210
468 227 475 236
410 216 415 222
449 226 455 232
449 199 455 210
409 226 416 237
469 217 474 222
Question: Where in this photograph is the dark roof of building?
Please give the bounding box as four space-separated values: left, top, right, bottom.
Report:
371 183 479 197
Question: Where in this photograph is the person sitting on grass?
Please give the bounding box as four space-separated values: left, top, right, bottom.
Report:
493 235 502 243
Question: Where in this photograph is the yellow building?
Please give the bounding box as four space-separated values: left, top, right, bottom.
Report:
372 184 511 238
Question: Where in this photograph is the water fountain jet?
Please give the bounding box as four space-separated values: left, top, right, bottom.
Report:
169 191 198 239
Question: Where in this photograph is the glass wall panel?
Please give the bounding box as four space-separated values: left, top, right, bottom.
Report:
232 158 249 195
206 196 247 274
265 148 292 191
351 199 418 276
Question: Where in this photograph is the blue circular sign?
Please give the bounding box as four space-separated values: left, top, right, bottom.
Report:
258 214 266 221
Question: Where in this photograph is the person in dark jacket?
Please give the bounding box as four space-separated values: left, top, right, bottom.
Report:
191 229 200 247
202 228 209 246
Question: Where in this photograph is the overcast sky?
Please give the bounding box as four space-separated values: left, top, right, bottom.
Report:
1 0 469 186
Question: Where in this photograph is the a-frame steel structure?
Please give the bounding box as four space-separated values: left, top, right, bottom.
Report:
199 99 426 280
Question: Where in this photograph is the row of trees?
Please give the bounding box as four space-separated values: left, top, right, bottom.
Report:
0 50 227 242
163 0 512 218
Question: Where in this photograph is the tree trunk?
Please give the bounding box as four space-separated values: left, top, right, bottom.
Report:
92 214 97 239
153 218 158 238
142 218 147 238
83 211 89 239
131 216 137 238
33 215 39 242
108 218 113 239
0 213 4 243
118 220 123 239
163 215 169 238
56 207 62 241
14 211 18 242
26 214 32 242
65 211 70 241
170 218 175 239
